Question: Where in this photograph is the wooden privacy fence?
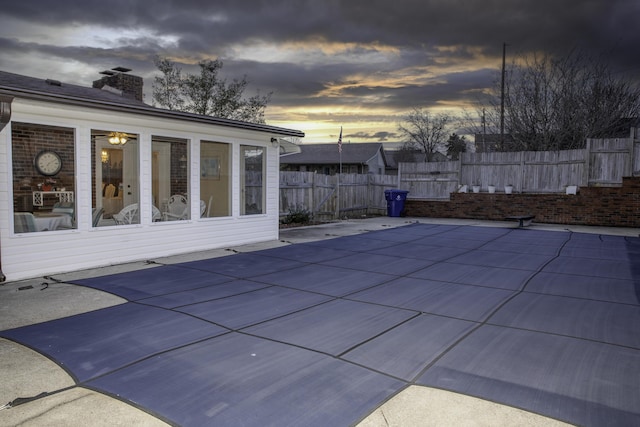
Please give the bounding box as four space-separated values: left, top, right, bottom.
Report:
399 136 640 199
279 172 398 219
588 138 637 186
278 135 639 215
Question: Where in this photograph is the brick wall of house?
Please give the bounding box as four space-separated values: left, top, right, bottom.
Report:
405 177 640 228
170 142 189 195
11 122 75 211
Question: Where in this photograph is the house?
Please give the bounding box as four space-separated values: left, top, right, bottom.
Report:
474 120 640 152
474 134 516 152
280 142 387 175
383 148 450 175
0 68 303 281
383 149 399 175
600 118 640 138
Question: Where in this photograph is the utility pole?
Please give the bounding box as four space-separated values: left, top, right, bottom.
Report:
500 42 506 151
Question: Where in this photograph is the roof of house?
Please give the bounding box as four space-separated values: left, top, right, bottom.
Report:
282 142 384 164
0 70 304 138
475 119 640 143
383 149 398 169
600 117 640 138
383 149 449 168
473 134 516 144
0 70 147 107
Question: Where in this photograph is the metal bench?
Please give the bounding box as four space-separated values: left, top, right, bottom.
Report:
506 215 535 227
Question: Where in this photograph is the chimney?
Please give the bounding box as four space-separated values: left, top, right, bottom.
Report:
92 67 143 102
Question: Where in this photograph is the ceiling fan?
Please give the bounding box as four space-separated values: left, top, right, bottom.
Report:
92 130 137 146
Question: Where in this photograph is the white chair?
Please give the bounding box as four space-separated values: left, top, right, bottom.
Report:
163 195 188 221
52 202 75 229
14 212 37 233
92 207 104 227
113 203 139 225
206 195 213 217
152 205 162 222
52 202 75 220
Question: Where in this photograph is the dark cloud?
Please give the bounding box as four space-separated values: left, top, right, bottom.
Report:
4 1 635 60
1 0 638 141
347 131 399 142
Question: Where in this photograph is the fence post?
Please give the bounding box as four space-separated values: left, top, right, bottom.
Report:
584 139 591 187
519 151 525 193
334 173 340 220
631 127 640 176
310 172 316 215
626 130 634 177
367 174 372 215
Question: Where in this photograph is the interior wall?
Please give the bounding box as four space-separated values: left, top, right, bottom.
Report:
11 122 75 212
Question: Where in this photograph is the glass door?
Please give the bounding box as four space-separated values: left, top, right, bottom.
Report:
92 130 139 225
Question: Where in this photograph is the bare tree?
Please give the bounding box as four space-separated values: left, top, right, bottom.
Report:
152 57 271 124
397 108 452 162
477 49 640 151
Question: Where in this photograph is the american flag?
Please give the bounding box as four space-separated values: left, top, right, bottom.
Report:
338 127 342 153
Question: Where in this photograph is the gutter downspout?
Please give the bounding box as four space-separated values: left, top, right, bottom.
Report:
0 95 14 282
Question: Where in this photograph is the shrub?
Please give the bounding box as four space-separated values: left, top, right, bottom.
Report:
282 205 312 224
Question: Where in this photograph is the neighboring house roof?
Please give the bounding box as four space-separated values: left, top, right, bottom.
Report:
383 149 448 167
598 117 640 138
282 143 384 164
383 150 398 169
475 119 640 146
0 70 304 138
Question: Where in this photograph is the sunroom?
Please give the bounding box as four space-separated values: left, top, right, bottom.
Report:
0 70 303 281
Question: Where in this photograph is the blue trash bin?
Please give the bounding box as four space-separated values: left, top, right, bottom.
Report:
384 189 409 217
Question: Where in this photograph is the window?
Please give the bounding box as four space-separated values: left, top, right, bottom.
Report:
92 130 139 226
152 136 189 221
12 122 76 233
240 145 265 215
200 141 231 217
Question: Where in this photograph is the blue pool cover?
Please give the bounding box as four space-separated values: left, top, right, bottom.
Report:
2 223 639 426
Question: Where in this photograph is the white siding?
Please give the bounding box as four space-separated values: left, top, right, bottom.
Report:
1 99 284 280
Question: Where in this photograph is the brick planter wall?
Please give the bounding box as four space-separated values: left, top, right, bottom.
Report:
405 177 640 228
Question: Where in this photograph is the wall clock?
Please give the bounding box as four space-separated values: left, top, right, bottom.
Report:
34 150 63 176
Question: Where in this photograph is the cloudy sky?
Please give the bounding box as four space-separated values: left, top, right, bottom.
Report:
1 1 638 142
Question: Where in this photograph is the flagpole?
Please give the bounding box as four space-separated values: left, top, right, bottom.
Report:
337 126 342 220
338 142 342 220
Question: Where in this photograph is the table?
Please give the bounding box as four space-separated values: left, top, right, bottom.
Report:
32 191 74 207
33 213 73 231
